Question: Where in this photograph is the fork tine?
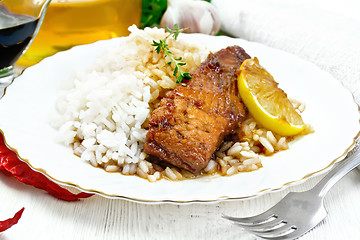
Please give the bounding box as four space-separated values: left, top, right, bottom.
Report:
272 227 304 240
222 212 276 225
239 219 286 232
253 225 297 239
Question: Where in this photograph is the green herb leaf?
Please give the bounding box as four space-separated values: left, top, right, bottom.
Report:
182 72 192 79
152 24 192 83
176 75 183 83
173 66 179 76
165 25 172 32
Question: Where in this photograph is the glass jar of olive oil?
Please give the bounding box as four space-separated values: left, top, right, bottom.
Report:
18 0 142 66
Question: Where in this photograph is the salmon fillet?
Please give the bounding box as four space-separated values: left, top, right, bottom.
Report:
144 46 250 173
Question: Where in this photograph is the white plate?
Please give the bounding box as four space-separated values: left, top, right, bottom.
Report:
1 34 359 204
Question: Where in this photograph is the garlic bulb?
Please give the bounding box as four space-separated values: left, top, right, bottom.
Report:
160 0 221 35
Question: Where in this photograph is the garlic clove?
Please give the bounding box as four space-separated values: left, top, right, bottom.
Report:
192 1 221 35
160 0 221 35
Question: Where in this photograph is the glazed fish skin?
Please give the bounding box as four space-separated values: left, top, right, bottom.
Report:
144 46 250 173
145 87 238 172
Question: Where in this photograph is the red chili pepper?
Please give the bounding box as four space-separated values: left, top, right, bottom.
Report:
0 133 93 201
0 208 24 232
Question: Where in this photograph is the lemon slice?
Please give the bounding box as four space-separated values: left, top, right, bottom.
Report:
238 58 306 136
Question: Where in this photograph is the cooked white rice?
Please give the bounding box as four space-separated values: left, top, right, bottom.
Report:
51 26 308 181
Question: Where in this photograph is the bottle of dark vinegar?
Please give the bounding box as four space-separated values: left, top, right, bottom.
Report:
0 5 38 69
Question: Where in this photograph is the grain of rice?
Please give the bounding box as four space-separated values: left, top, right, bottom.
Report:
73 141 80 149
74 145 85 156
88 154 97 167
237 165 245 171
103 118 116 131
105 165 120 172
150 89 160 101
139 160 149 173
95 146 105 155
204 160 217 173
240 150 258 158
73 121 81 129
129 163 137 175
255 129 263 136
136 167 147 179
117 157 125 165
215 151 226 158
111 152 119 161
181 170 196 179
122 164 130 175
151 69 166 79
229 159 241 166
218 141 233 153
248 164 259 171
259 136 274 153
218 159 229 175
102 156 110 164
96 154 103 164
172 167 183 180
266 131 277 145
253 134 260 141
250 146 261 153
147 174 157 182
95 150 102 161
242 124 251 136
223 156 233 161
154 172 161 180
277 137 289 150
148 172 161 182
249 121 256 130
243 158 260 165
105 150 113 158
139 152 147 161
227 142 242 156
240 142 250 149
161 76 177 89
226 166 238 176
165 167 178 181
242 118 253 125
151 163 163 172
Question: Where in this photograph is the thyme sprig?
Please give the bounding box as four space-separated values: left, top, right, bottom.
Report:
152 24 192 83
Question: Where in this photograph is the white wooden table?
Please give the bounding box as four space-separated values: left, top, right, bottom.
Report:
1 168 360 239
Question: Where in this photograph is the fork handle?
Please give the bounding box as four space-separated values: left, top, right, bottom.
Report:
310 146 360 199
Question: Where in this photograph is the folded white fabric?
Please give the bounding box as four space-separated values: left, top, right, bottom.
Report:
212 0 360 103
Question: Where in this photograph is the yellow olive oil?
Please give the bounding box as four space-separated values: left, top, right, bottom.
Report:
18 0 142 66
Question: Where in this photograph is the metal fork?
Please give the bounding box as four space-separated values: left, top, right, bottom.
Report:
223 146 360 239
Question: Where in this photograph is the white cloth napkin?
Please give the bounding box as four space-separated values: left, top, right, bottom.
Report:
212 0 360 104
